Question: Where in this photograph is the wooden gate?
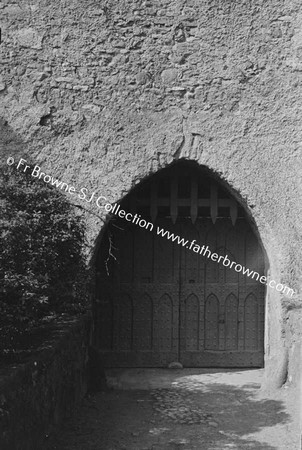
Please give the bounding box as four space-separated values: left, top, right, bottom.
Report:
95 164 265 367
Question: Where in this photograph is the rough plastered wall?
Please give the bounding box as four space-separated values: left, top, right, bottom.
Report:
0 0 302 389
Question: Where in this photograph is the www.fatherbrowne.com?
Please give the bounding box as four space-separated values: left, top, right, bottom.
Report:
103 200 294 298
9 156 295 299
156 226 295 298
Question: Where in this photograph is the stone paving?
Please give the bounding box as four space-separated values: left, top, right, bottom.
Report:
151 387 217 426
46 369 299 450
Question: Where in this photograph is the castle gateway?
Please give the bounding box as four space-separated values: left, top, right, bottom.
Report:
95 162 265 368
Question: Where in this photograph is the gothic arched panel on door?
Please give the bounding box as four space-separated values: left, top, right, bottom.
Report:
244 293 258 350
133 293 153 351
117 294 133 351
205 294 219 350
184 294 199 351
157 294 173 352
225 293 238 350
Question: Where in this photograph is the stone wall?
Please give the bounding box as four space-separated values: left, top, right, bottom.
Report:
0 0 301 390
0 315 91 450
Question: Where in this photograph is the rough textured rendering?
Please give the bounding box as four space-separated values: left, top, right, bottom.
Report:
0 0 301 395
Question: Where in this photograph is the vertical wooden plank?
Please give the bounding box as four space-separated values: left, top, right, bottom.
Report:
210 182 218 224
225 294 238 350
238 284 246 351
170 176 178 224
98 296 113 350
181 220 199 284
205 294 219 350
184 294 199 351
133 294 153 351
133 227 153 283
244 293 258 350
190 176 198 224
150 182 158 223
117 294 133 351
230 198 238 226
153 219 175 283
157 294 173 352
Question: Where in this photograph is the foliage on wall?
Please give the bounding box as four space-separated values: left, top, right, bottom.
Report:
0 164 90 355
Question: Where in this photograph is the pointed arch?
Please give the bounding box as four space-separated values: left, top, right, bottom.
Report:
94 160 266 369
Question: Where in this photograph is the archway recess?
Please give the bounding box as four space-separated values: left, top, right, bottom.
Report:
94 161 265 368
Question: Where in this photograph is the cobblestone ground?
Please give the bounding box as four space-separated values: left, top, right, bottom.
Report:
45 369 299 450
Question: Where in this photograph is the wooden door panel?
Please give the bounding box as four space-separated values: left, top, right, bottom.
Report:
133 227 153 284
156 294 173 352
96 200 265 368
133 293 153 351
99 286 179 367
179 218 264 368
97 218 180 367
183 293 199 352
115 293 133 351
205 294 219 350
244 293 259 350
225 294 239 351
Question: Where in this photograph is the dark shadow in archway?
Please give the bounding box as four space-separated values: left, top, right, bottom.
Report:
93 160 267 373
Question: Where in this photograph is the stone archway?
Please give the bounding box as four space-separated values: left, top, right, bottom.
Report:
94 161 266 369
